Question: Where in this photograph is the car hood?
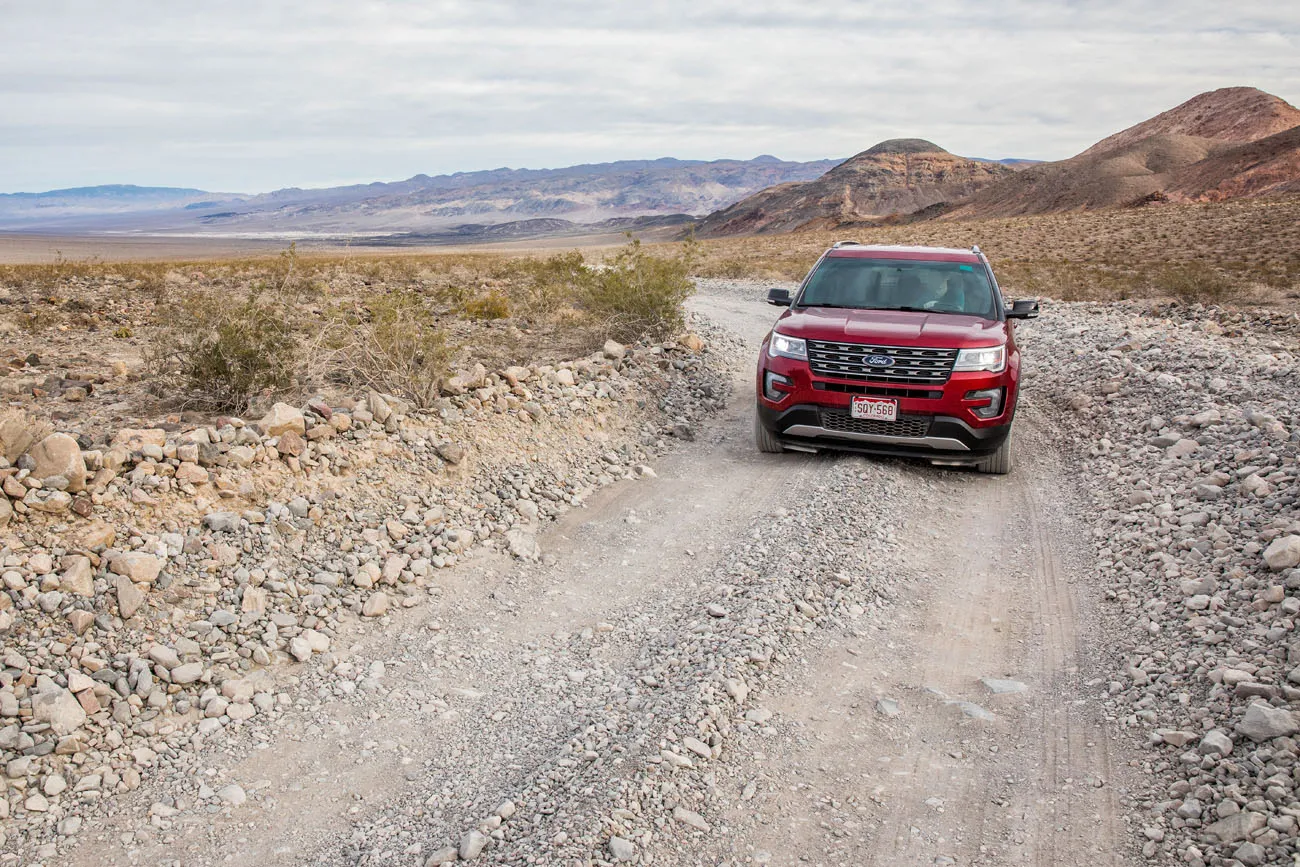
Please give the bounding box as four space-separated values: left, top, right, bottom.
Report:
774 307 1007 348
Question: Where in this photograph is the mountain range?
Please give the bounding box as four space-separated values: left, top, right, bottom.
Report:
4 86 1294 244
0 157 840 237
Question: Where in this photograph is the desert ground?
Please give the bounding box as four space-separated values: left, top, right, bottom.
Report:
0 200 1298 867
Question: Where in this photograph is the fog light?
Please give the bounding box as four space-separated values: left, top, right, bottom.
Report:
764 371 793 401
965 387 1004 419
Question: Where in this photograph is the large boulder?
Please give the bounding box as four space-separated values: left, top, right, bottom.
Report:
28 433 86 492
258 403 305 437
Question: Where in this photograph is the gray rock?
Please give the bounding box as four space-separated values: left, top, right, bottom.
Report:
1198 729 1233 756
217 784 247 806
672 806 710 831
1264 535 1300 571
1233 841 1266 866
1204 810 1266 843
946 700 994 721
505 528 540 561
1236 701 1299 741
459 830 488 859
609 836 636 861
424 848 459 866
980 677 1027 694
171 663 203 685
203 512 241 532
32 684 86 735
437 442 466 465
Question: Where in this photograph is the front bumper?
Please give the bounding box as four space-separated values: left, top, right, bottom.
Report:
756 402 1011 459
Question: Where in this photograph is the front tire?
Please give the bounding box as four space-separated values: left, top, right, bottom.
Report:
976 431 1013 475
754 413 784 453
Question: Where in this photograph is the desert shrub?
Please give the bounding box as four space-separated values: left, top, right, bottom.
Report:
1152 262 1234 304
147 290 299 412
328 289 454 408
508 251 590 322
581 238 695 343
463 290 511 320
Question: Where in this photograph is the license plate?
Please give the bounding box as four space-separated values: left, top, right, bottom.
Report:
850 396 898 421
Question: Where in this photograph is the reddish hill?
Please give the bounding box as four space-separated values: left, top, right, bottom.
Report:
946 87 1300 219
694 139 1014 237
1079 86 1300 158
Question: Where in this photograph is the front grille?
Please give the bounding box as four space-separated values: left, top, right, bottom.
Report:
814 382 943 400
821 409 932 439
807 339 958 385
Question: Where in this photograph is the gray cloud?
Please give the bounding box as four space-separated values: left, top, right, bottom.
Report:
1 0 1297 192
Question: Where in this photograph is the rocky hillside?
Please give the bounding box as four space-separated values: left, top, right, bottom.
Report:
692 139 1016 237
946 87 1300 219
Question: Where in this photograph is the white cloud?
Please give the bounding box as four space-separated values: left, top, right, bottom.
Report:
0 0 1297 191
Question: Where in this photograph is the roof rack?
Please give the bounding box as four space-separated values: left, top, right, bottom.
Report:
831 240 865 249
971 244 982 256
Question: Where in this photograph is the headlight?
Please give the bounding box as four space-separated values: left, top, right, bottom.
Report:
953 345 1006 373
768 332 807 361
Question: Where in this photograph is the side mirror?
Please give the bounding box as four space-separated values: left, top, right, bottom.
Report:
1006 299 1040 320
767 287 793 306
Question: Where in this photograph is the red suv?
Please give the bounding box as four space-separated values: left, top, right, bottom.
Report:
755 242 1037 473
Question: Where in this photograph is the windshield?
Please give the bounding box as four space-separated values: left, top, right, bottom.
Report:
799 257 998 319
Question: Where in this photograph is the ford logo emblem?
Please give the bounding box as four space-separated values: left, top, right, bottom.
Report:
863 354 894 368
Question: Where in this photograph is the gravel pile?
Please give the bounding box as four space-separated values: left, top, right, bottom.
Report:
0 323 733 861
1020 300 1300 866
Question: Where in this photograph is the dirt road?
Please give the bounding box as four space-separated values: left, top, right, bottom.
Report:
61 286 1134 866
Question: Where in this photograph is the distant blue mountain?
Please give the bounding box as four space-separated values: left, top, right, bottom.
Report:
0 184 212 201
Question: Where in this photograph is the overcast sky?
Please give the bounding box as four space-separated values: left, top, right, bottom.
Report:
2 1 1297 194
